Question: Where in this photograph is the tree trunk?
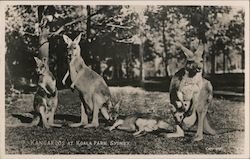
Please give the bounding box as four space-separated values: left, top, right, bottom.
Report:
87 6 91 40
139 42 144 81
211 52 215 75
113 55 120 80
86 5 91 58
5 62 12 87
241 50 244 70
38 6 50 62
162 19 169 77
223 50 226 73
38 30 50 60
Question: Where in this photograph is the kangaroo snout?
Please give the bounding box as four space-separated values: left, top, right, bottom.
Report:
196 66 202 72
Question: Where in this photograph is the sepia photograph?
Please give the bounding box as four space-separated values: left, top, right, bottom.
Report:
0 0 249 158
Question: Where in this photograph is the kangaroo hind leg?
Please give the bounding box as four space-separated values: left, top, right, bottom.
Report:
165 125 184 138
109 119 124 131
69 102 88 127
204 116 216 135
39 106 50 128
84 94 102 128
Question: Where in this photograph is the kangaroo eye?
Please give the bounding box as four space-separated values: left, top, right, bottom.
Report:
200 60 204 63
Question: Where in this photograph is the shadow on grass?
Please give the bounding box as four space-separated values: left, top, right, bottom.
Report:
11 113 244 134
12 114 33 123
11 113 114 127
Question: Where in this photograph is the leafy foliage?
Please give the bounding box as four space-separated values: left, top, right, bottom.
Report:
5 5 245 83
144 6 244 75
5 5 139 82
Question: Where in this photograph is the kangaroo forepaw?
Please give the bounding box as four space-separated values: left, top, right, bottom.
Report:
108 126 115 131
62 79 67 85
70 84 75 89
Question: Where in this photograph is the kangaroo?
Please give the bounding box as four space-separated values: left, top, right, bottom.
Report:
109 113 172 137
8 57 61 128
167 42 216 141
169 103 196 132
62 33 119 128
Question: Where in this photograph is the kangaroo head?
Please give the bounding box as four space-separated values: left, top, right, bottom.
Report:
170 104 185 124
101 100 121 121
108 101 121 121
63 33 82 60
175 42 204 77
34 57 48 75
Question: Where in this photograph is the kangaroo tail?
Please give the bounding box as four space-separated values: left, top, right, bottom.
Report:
6 116 40 128
216 128 244 134
30 116 40 126
203 115 216 135
203 115 244 135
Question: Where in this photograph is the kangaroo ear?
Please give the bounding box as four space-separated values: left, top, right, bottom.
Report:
41 57 48 64
74 33 82 44
194 43 204 57
63 35 72 45
114 100 121 111
34 57 41 64
101 107 110 120
169 104 177 113
174 42 194 59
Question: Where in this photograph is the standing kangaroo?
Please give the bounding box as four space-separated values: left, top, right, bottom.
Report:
168 42 216 141
62 33 119 128
8 57 61 128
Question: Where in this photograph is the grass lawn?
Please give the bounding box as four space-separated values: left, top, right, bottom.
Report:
5 86 245 154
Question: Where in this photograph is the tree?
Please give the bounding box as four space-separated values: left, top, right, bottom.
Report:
144 5 244 76
84 5 141 79
6 5 245 84
205 6 244 74
145 6 190 77
5 5 140 83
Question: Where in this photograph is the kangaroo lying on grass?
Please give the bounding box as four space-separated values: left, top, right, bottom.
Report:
62 33 119 128
109 112 174 137
8 57 61 128
168 41 216 141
